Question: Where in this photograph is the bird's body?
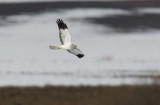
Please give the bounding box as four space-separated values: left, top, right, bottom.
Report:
50 44 76 50
49 19 84 58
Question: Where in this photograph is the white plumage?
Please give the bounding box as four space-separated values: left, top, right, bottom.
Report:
49 19 84 58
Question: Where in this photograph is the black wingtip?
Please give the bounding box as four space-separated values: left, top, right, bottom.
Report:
77 54 84 58
56 18 68 29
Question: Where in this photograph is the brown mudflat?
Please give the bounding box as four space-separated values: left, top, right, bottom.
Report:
0 85 160 105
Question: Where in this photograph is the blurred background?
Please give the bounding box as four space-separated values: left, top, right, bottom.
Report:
1 0 160 86
0 0 160 105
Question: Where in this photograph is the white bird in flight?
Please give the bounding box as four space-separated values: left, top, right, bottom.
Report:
49 19 84 58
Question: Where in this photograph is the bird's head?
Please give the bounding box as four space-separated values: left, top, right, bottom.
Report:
71 44 77 49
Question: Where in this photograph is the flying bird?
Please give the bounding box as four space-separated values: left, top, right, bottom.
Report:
49 19 84 58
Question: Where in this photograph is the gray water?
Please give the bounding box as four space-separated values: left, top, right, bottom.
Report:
0 7 160 86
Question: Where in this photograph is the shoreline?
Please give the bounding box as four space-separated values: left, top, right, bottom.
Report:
0 1 160 16
0 85 160 105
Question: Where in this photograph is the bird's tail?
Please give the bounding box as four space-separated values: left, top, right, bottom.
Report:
49 45 60 50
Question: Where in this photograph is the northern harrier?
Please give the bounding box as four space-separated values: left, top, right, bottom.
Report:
49 19 84 58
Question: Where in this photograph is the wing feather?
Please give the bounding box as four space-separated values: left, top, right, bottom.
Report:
56 19 72 45
67 48 84 58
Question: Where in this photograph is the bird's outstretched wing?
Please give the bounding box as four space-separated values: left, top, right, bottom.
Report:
67 48 84 58
56 19 72 45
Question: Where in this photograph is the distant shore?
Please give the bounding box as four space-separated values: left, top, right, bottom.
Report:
0 1 160 16
1 0 160 31
0 85 160 105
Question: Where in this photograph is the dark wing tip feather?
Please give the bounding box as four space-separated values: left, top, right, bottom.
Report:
56 18 68 29
77 54 84 58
